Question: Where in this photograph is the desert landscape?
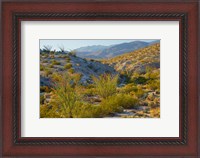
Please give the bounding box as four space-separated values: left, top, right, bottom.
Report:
40 40 160 118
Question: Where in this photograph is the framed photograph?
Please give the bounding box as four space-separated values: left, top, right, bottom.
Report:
1 0 199 157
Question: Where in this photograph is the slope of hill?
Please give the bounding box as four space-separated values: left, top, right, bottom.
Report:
75 40 158 59
40 53 117 86
102 43 160 75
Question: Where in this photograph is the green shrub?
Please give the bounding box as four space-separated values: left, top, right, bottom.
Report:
51 60 61 65
149 70 159 79
51 73 62 82
83 88 96 96
68 68 75 74
99 94 138 116
134 86 146 98
50 72 81 118
40 95 45 104
44 68 52 77
132 76 148 84
145 67 153 79
147 80 160 91
99 100 121 116
119 83 138 94
64 63 72 69
120 71 132 83
92 74 118 99
72 102 100 118
40 86 51 93
117 94 138 109
40 65 45 71
49 64 54 68
40 104 61 118
85 84 95 89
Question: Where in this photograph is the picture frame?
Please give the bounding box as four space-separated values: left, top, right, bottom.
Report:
1 0 199 157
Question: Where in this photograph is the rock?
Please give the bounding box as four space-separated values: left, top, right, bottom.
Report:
136 106 150 111
69 55 118 84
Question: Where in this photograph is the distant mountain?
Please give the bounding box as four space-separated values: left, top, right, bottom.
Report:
97 41 149 58
75 45 108 52
75 45 109 58
75 40 158 59
149 40 160 45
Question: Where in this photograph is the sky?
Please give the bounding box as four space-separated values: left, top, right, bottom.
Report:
40 39 157 51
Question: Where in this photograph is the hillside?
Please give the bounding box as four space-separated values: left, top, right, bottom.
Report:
101 43 160 117
102 43 160 75
40 53 117 86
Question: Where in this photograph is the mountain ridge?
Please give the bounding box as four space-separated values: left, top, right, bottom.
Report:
75 40 159 59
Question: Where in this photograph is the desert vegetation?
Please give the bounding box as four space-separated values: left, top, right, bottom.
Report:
40 42 160 118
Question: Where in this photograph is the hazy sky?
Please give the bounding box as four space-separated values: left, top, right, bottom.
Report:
40 39 157 51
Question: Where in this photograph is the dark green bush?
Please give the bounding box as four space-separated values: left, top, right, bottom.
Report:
133 76 148 84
